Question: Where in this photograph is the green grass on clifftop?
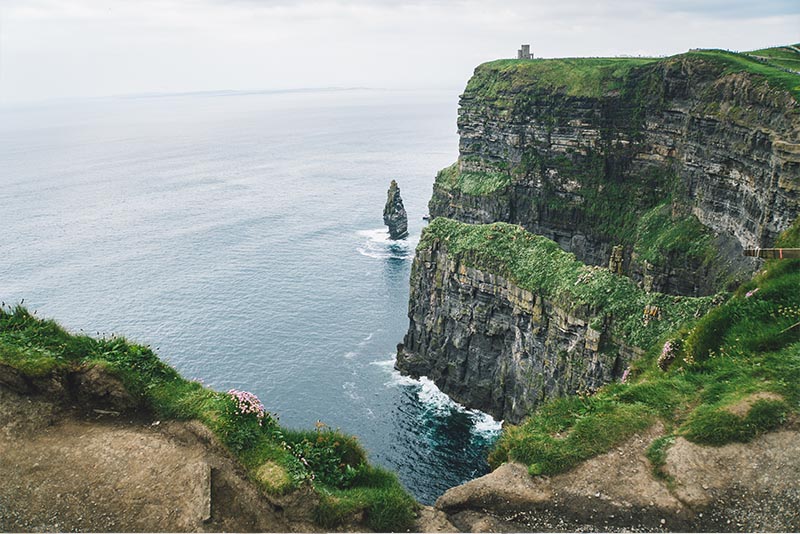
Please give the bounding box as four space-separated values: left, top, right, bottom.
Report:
466 57 658 99
465 46 800 105
688 48 800 101
746 43 800 72
419 217 717 350
486 217 800 477
0 308 416 531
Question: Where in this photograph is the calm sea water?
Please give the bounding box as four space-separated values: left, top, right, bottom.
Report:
0 89 500 504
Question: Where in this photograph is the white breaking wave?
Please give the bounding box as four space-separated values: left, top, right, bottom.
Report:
356 228 417 260
472 411 503 434
374 357 503 438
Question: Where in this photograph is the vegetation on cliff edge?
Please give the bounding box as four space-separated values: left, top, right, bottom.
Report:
688 47 800 101
419 217 718 350
466 45 799 103
466 57 658 99
0 308 416 532
434 160 512 196
482 217 800 477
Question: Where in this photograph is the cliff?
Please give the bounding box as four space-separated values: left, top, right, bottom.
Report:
399 45 800 531
429 49 800 296
397 218 714 423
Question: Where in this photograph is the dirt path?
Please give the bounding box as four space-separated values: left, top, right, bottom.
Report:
0 387 319 532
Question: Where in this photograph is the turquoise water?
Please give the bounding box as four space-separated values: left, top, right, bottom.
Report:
0 89 500 504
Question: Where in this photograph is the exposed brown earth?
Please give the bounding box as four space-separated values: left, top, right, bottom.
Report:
0 386 321 533
434 424 800 532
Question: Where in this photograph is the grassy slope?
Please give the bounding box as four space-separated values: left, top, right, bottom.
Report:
485 218 800 476
689 47 800 101
0 309 416 532
433 161 511 196
467 46 799 102
745 43 800 72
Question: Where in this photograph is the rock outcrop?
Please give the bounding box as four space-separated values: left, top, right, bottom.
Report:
434 425 800 532
383 179 409 239
0 369 321 532
396 219 711 423
397 241 630 423
429 52 800 296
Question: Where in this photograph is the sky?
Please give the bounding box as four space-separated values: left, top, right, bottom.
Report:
0 0 798 103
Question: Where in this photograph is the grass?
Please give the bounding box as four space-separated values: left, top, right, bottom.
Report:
434 161 512 196
466 57 659 100
686 48 800 101
633 202 717 268
419 217 718 350
745 44 800 72
645 435 675 479
0 307 416 532
483 217 800 476
464 47 799 105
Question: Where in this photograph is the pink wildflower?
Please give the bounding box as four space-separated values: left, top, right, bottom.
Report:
228 389 267 425
620 367 630 384
745 288 760 298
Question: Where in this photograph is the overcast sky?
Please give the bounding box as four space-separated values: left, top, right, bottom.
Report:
0 0 798 103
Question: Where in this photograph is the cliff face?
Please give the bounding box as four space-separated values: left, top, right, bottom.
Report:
396 219 713 424
397 242 629 423
401 49 799 423
429 53 800 296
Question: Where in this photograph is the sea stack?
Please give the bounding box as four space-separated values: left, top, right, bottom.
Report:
383 180 409 240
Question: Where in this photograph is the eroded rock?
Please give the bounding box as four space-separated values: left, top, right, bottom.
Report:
383 179 409 240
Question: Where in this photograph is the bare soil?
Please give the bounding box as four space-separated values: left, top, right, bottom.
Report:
0 386 320 532
435 424 800 532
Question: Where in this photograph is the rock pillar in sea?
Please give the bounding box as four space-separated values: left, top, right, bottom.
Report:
383 180 409 240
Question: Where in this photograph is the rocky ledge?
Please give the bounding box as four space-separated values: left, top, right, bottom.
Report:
0 366 321 533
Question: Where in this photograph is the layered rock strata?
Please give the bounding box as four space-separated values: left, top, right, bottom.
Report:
397 242 628 423
430 54 800 295
395 218 711 423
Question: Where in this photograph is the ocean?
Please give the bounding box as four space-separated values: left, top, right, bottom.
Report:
0 88 500 504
